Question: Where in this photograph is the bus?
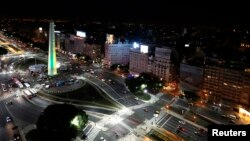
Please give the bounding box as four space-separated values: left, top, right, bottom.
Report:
29 88 37 95
23 89 33 99
12 78 24 89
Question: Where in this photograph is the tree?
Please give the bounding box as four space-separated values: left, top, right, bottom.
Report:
26 104 88 141
125 72 163 95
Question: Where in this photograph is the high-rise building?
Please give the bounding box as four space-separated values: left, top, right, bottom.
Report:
129 48 149 74
64 34 85 54
151 47 172 82
83 43 101 62
104 34 132 68
203 63 250 106
48 21 57 76
129 45 173 82
179 63 203 92
104 43 132 68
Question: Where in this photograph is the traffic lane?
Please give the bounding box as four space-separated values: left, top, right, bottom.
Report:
86 76 121 99
193 107 227 124
6 96 43 124
156 114 172 126
175 99 189 108
161 94 174 102
122 115 143 129
0 101 14 141
0 127 8 141
5 121 20 141
88 115 101 123
31 95 116 116
0 102 11 127
101 123 130 140
30 96 52 108
163 116 207 141
84 74 142 106
134 105 160 120
80 106 115 115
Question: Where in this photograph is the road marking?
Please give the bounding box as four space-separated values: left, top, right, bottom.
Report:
161 115 172 127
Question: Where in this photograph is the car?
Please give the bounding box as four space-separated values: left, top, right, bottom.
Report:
229 119 236 124
198 128 205 133
45 85 50 89
6 116 11 122
194 131 203 137
179 120 186 124
13 133 20 140
177 125 185 132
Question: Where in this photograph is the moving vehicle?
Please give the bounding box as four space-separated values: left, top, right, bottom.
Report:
6 116 12 122
12 78 24 88
23 89 33 99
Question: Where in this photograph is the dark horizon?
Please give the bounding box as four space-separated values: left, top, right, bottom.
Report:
1 2 249 26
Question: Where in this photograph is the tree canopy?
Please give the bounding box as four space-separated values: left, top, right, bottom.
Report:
26 104 88 141
125 72 163 94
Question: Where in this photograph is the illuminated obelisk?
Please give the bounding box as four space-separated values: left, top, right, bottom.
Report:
48 20 57 76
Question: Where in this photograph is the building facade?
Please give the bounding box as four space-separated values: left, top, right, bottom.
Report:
83 43 101 62
179 63 203 93
64 34 85 54
151 47 172 82
104 43 132 68
203 65 250 106
129 48 149 74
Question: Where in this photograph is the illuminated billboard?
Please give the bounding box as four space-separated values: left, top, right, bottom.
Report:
76 31 86 38
140 45 148 53
54 31 61 34
106 34 114 44
133 42 139 48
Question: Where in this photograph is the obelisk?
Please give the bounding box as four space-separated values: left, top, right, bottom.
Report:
48 20 57 76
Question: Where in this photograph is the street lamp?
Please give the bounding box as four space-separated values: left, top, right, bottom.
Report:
193 116 196 122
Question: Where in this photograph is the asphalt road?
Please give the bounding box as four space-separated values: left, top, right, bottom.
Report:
157 114 208 141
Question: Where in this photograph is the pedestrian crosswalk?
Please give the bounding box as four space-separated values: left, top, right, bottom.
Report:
86 126 101 141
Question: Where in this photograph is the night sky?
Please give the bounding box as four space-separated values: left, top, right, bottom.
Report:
1 1 249 25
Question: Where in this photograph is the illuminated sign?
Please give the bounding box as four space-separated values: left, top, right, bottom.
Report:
133 42 139 48
185 44 190 47
76 31 86 37
106 34 114 44
140 45 148 53
54 31 61 33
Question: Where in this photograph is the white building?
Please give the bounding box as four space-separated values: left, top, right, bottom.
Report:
104 43 132 68
129 45 172 82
